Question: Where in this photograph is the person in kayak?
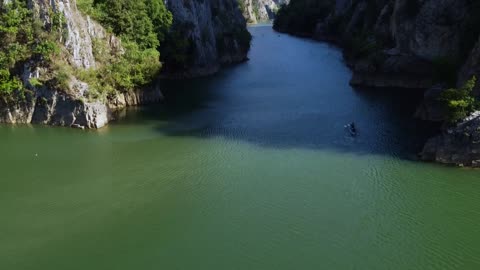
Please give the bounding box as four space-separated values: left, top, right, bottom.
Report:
344 122 357 136
350 122 356 134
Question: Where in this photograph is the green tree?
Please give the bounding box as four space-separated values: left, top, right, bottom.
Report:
0 1 33 98
91 0 172 50
441 76 479 123
145 0 173 44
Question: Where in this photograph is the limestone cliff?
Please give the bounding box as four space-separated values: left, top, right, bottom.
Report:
0 0 163 128
313 0 477 89
240 0 289 23
274 0 480 166
275 0 479 89
162 0 251 77
1 0 252 128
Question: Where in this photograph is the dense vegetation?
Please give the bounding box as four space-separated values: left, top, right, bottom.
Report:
79 0 171 50
0 0 61 101
441 76 479 123
0 0 173 103
76 0 172 100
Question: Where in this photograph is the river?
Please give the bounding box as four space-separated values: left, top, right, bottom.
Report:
1 25 480 269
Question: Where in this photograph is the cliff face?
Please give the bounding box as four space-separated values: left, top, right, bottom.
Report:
0 0 163 128
421 112 480 167
240 0 289 23
459 37 480 95
274 0 480 166
162 0 251 77
1 0 251 128
310 0 477 89
275 0 479 89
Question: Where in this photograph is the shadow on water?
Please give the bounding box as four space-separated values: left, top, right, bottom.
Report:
121 26 440 160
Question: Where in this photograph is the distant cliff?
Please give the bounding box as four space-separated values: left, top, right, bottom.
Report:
239 0 289 23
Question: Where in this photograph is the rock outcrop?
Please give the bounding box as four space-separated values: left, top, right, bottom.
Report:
459 37 480 96
276 0 479 90
162 0 251 77
0 83 163 128
324 0 476 89
421 112 480 167
2 0 252 128
0 0 163 129
240 0 289 23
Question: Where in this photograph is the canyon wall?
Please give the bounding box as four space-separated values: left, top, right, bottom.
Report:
274 0 480 166
162 0 251 77
0 0 251 128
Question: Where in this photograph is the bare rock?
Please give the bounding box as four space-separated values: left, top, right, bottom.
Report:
421 112 480 166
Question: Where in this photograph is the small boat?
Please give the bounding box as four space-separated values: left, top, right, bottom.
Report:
345 122 357 136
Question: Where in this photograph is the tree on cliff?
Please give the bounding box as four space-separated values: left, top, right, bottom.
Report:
441 76 479 123
90 0 172 50
0 0 59 100
74 0 173 94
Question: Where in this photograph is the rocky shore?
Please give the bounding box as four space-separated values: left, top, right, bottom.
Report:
421 111 480 167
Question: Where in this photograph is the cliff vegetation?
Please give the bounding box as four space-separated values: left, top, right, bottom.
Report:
76 0 172 97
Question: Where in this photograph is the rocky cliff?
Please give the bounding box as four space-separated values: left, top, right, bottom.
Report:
0 0 251 128
240 0 289 23
162 0 251 77
275 0 479 89
274 0 480 166
311 0 478 89
421 112 480 167
0 0 163 128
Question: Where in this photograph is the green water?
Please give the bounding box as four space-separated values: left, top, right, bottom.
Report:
2 26 480 269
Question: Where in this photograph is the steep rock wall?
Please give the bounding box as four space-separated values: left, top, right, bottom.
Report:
163 0 251 77
275 0 480 166
0 0 162 128
241 0 289 23
304 0 477 89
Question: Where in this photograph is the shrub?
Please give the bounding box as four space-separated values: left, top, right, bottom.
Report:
54 69 71 91
83 0 172 50
34 41 59 60
29 78 43 87
0 69 23 95
76 0 171 99
440 76 479 123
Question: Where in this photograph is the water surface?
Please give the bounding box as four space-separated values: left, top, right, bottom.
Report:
1 26 480 270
